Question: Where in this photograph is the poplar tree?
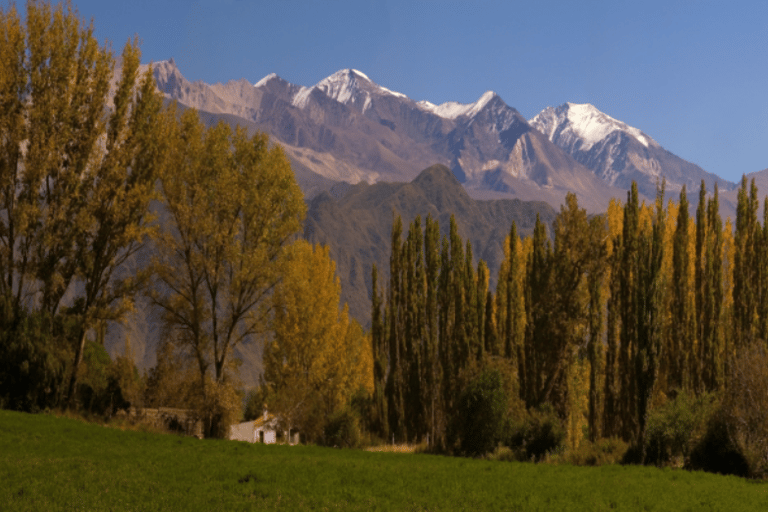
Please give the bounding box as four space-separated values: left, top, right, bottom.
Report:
733 176 760 349
404 216 424 440
603 199 624 438
370 264 388 438
603 234 622 438
505 223 523 365
619 183 640 440
695 181 707 392
0 2 166 407
760 197 768 343
153 109 305 435
423 214 440 444
464 241 478 363
635 183 665 461
476 260 489 361
264 241 372 440
671 186 693 391
524 214 549 408
586 220 607 442
386 215 405 440
702 184 723 391
449 216 466 377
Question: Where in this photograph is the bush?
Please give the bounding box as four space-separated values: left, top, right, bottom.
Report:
456 368 508 457
720 342 768 477
644 390 717 467
0 307 71 412
566 437 629 466
507 403 565 462
689 408 750 477
323 408 362 449
195 378 242 439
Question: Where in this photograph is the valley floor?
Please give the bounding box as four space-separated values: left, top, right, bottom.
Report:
1 410 765 511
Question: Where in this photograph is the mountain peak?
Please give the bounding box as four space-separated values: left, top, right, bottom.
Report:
254 72 279 88
292 68 407 109
412 164 460 187
417 90 501 120
531 102 654 150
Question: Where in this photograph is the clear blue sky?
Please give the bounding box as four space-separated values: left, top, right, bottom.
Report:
17 0 768 183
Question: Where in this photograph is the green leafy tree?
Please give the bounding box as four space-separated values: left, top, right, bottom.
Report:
456 368 507 456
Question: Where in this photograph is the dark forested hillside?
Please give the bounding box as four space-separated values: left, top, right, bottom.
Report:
303 164 557 326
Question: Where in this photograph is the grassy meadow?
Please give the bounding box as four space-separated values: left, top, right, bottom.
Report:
1 410 766 511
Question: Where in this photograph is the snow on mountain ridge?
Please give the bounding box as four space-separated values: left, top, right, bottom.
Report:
418 90 499 119
290 68 407 109
254 73 278 88
566 103 652 148
531 103 654 150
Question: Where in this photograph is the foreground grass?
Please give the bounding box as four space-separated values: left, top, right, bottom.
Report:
2 410 767 511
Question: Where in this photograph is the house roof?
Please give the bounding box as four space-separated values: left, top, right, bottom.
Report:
253 412 279 429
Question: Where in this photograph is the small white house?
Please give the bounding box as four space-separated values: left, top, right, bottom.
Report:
228 411 299 445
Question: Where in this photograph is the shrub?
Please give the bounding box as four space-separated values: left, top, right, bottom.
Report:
195 378 242 439
689 408 750 477
323 407 362 449
715 342 768 477
566 437 629 466
643 390 717 467
507 403 565 462
456 368 508 457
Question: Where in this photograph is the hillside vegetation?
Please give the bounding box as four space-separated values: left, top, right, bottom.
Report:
2 410 766 511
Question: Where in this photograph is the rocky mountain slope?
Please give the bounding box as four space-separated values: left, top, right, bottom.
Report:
304 164 557 325
529 102 736 200
149 62 627 213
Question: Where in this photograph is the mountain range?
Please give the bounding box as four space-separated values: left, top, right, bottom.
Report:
149 61 741 212
105 61 767 385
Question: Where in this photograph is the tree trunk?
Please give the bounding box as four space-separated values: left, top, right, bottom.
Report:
66 328 88 409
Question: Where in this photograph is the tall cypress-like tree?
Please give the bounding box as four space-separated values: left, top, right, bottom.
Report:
760 197 768 344
423 214 440 445
404 217 425 441
635 183 666 461
386 214 405 441
702 184 724 391
370 264 389 439
603 234 622 439
619 183 640 440
476 260 489 361
586 218 608 442
506 222 523 365
438 235 453 446
733 176 760 350
449 216 466 379
695 181 707 393
464 241 478 365
671 185 693 391
603 199 624 439
524 214 549 408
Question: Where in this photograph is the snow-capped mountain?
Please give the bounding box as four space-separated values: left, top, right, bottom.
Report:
530 103 734 198
290 68 406 111
153 61 722 211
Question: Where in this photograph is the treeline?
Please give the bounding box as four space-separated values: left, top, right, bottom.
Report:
371 179 768 471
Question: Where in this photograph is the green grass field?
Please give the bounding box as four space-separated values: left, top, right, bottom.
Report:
1 410 766 511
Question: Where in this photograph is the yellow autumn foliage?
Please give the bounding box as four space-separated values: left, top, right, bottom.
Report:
263 240 373 438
